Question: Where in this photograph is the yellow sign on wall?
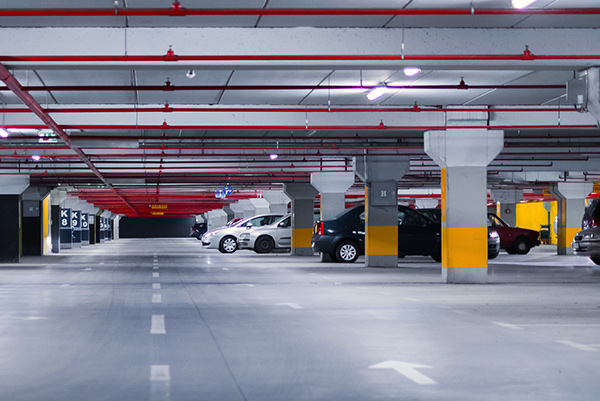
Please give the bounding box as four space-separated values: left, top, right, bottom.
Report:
593 182 600 193
149 204 168 210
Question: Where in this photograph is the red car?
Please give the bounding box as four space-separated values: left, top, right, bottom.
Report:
488 213 541 255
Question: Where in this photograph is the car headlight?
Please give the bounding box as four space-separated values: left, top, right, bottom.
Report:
202 231 215 240
583 232 597 240
488 231 499 239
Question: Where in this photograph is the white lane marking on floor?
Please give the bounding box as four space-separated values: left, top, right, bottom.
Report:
152 283 161 290
404 298 421 302
83 268 92 271
277 302 304 310
153 266 159 270
152 294 162 304
556 340 598 352
492 322 524 330
99 262 105 265
60 284 71 288
151 315 166 334
153 272 160 278
222 268 230 271
369 361 437 385
452 310 469 315
150 365 171 381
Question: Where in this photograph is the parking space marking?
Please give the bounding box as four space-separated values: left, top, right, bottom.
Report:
222 268 230 271
83 268 92 271
152 283 161 290
492 322 524 330
150 365 171 381
277 303 304 310
60 284 71 288
152 294 162 304
153 266 159 270
556 340 598 352
153 272 159 278
151 315 166 334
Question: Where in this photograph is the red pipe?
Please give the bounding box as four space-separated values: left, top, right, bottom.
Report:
0 8 598 17
0 84 565 91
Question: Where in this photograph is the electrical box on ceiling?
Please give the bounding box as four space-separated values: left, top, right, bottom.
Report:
566 78 587 105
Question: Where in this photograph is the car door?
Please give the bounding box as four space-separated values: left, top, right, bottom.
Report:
274 216 292 247
397 207 439 255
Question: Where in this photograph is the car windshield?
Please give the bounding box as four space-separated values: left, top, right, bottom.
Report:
488 214 507 228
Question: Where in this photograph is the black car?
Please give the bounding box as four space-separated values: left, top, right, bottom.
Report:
312 205 441 263
582 198 600 229
190 222 208 239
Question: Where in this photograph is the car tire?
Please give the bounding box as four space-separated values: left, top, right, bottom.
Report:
335 241 359 263
511 237 532 255
219 236 238 253
254 236 275 254
591 257 600 265
488 249 499 259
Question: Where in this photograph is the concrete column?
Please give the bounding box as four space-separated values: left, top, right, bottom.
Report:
492 189 524 227
63 198 83 248
238 199 256 218
50 188 68 253
249 198 270 215
229 202 244 219
207 209 228 231
585 67 600 121
355 155 410 268
263 190 290 214
0 175 29 262
549 182 592 255
425 129 503 283
222 206 234 222
21 186 51 256
311 172 355 220
112 215 120 240
284 183 318 256
101 211 112 241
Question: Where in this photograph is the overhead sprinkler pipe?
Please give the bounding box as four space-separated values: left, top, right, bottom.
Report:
0 8 598 17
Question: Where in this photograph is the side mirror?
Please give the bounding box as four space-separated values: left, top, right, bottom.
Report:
246 223 253 229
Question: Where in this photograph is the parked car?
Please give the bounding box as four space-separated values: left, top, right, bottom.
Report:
237 214 292 253
572 227 600 265
312 205 441 263
487 213 541 255
419 208 500 259
201 213 284 253
582 198 600 229
190 222 208 239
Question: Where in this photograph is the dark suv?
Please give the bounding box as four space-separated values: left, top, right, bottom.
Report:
312 205 441 263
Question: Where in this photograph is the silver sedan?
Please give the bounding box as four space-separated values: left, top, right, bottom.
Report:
572 227 600 265
238 215 292 253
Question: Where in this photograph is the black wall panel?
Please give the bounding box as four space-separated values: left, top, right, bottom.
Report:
119 216 195 238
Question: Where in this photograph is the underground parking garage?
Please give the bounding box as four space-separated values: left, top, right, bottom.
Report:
1 1 600 400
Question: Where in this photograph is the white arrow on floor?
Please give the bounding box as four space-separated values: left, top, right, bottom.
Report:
369 361 437 385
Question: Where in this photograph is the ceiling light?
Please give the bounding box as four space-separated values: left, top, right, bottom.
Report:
186 69 195 79
367 85 388 101
0 128 8 138
511 0 537 8
269 153 278 160
31 155 41 161
403 67 421 77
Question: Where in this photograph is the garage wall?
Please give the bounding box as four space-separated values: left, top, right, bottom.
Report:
119 216 196 238
516 201 558 244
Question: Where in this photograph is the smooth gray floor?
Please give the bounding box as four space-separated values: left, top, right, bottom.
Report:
1 239 599 401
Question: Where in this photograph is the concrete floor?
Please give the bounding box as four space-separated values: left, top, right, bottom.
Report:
1 239 599 401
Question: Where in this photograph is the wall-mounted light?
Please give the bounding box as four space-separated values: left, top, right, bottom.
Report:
186 69 195 79
367 84 388 101
403 67 421 77
0 128 8 138
511 0 537 9
31 155 41 161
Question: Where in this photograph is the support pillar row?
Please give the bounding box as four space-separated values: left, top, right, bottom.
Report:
425 129 503 283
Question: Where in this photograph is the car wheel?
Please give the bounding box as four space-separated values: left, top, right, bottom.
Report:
219 236 238 253
512 238 532 255
254 236 275 254
335 241 359 263
591 257 600 265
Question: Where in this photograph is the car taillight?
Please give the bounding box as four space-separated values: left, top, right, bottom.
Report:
317 221 324 236
583 218 600 229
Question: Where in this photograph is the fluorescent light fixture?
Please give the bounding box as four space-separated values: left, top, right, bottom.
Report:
31 155 41 161
269 153 278 160
511 0 537 8
403 67 421 77
367 85 388 101
0 128 8 138
186 69 195 79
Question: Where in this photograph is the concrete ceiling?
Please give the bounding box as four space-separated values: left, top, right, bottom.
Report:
0 0 599 215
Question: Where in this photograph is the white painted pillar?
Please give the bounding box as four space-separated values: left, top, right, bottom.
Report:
229 202 244 219
549 182 592 255
262 190 290 214
425 129 503 284
311 172 355 220
492 189 524 227
207 209 228 231
249 198 270 215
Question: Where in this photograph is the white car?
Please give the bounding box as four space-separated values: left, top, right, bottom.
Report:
238 215 292 253
201 214 284 253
